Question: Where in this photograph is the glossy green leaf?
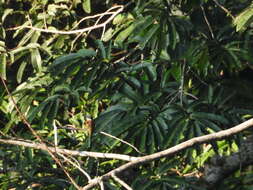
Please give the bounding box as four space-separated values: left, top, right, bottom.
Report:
147 124 156 153
50 49 96 69
82 0 91 13
168 18 179 49
194 121 204 137
121 84 143 104
191 112 229 124
124 76 142 90
2 9 13 23
17 61 28 83
161 69 170 88
27 101 48 123
170 64 181 81
53 84 72 94
165 116 185 147
113 13 134 25
11 43 40 54
156 116 169 131
234 4 253 31
139 24 159 49
86 66 98 89
0 40 5 52
96 40 106 59
95 111 124 132
0 53 6 80
115 23 136 44
152 120 164 148
145 64 157 82
111 113 147 136
198 119 222 132
132 15 154 36
40 100 53 126
27 95 60 122
30 48 42 72
47 98 60 125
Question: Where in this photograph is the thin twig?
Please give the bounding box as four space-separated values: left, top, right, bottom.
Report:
7 5 123 35
70 5 122 50
201 5 215 39
58 153 91 181
72 5 122 30
86 5 118 36
184 92 199 100
212 0 235 20
55 124 144 155
111 172 133 190
70 32 84 51
72 12 117 30
100 131 144 155
53 120 58 147
42 5 48 29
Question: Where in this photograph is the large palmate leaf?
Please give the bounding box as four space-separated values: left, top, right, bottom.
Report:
93 60 228 154
93 62 182 153
2 1 253 189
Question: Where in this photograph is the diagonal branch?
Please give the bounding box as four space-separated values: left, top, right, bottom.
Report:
212 0 235 20
201 5 214 39
100 131 144 155
82 118 253 189
111 172 133 190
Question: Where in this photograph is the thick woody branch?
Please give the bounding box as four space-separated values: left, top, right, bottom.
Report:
82 118 253 189
203 135 253 188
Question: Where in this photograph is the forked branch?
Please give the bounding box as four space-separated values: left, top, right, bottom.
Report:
82 118 253 189
7 5 123 35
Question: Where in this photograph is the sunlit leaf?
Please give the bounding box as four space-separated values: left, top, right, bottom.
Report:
17 61 28 83
82 0 91 13
30 48 42 72
0 53 6 80
234 4 253 31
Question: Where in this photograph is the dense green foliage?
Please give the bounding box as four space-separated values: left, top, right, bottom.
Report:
1 0 253 189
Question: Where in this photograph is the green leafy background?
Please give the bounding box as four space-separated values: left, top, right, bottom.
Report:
1 0 253 189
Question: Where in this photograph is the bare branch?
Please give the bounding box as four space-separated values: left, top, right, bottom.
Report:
7 5 123 35
212 0 235 20
82 118 253 189
100 131 144 155
201 5 214 39
112 173 133 190
0 138 138 162
58 153 92 182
